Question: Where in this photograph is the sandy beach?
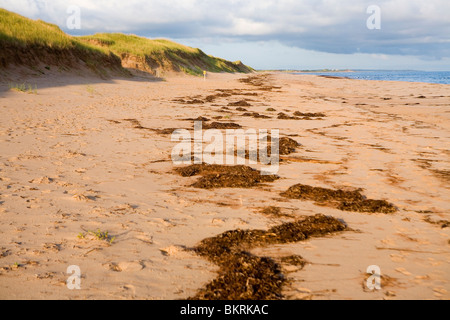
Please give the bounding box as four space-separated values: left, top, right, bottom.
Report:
0 71 449 300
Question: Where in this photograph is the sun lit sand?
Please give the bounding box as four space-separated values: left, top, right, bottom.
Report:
0 71 449 300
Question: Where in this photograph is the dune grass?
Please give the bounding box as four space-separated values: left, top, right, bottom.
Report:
0 8 252 76
79 33 198 56
0 8 126 79
79 33 252 75
0 8 71 48
0 8 107 55
8 82 37 94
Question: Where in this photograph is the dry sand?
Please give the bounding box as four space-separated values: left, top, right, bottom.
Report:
0 71 449 300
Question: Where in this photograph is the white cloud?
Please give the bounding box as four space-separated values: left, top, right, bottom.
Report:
370 53 389 60
1 0 449 58
222 18 274 36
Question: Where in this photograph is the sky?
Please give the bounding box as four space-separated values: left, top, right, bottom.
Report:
1 0 449 71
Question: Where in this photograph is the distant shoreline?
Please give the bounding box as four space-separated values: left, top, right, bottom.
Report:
288 69 450 85
257 69 354 73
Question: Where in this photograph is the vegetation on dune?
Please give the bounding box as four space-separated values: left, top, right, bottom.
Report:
78 33 253 75
8 82 37 94
0 9 72 48
80 33 198 56
0 8 253 77
0 9 117 57
0 9 125 78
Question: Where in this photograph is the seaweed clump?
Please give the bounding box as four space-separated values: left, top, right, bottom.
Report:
232 136 300 163
424 216 450 229
228 100 252 107
190 214 347 300
175 164 279 189
260 206 293 219
278 112 325 120
241 112 271 119
281 184 397 214
203 122 242 130
262 136 301 156
293 111 326 118
278 137 300 155
122 118 178 135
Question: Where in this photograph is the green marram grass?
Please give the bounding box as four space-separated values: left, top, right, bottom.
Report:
0 8 107 54
0 8 71 48
79 33 199 56
8 82 37 94
0 8 253 76
0 8 124 78
78 229 115 244
79 33 252 75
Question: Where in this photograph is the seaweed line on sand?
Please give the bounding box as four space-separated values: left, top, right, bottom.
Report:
175 164 279 189
281 184 397 214
188 214 347 300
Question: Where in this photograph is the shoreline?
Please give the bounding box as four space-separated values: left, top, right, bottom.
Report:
0 72 449 300
284 70 450 86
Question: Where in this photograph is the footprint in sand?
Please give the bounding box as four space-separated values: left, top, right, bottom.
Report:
120 284 136 297
64 151 87 159
118 261 145 272
105 261 144 272
0 248 11 258
29 176 54 184
111 204 138 215
433 288 448 298
72 193 97 202
42 243 62 253
212 218 226 226
105 263 122 272
395 267 412 276
135 234 153 245
159 245 187 257
390 254 406 262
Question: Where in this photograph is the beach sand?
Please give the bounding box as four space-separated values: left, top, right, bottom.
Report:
0 71 449 300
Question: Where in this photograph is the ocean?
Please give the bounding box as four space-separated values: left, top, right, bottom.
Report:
295 70 450 85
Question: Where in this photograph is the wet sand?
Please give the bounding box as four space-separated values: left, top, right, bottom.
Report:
0 72 449 300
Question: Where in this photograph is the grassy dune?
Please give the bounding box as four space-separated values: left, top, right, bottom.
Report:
79 33 253 75
0 8 253 77
0 9 126 78
0 9 72 48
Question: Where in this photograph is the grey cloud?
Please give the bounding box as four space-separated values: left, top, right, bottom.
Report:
1 0 449 59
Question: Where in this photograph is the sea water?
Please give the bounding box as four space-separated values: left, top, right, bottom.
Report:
295 70 450 85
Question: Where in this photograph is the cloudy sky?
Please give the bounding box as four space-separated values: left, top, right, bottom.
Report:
1 0 449 70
